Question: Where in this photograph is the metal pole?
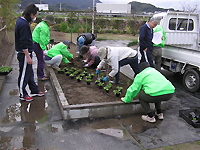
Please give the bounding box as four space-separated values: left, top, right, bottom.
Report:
92 0 95 34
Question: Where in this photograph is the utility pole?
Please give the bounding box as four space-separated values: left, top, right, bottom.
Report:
92 0 95 34
60 3 61 11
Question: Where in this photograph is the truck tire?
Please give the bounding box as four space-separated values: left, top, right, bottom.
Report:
183 69 200 93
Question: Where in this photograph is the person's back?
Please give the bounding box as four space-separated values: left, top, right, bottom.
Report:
108 47 137 61
15 17 33 53
137 67 174 96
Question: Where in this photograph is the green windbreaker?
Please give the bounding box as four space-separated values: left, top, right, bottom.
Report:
153 25 166 48
123 67 175 103
32 21 49 50
47 42 73 64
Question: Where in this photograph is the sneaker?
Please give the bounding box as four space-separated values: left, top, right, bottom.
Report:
141 115 156 123
30 91 45 97
109 80 120 84
155 112 164 120
51 65 60 70
20 95 33 102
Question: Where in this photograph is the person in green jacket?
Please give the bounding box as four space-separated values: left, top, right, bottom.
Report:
32 15 55 81
44 41 73 70
121 62 175 123
152 25 166 72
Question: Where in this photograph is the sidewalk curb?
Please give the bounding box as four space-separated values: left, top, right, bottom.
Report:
0 44 15 96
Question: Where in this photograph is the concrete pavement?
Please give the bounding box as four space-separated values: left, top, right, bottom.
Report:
0 42 200 149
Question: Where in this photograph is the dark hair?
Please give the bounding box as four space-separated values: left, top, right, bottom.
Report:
22 3 39 23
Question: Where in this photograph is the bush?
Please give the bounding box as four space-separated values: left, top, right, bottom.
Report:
127 39 138 47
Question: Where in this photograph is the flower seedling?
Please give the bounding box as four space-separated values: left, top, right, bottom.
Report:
63 67 68 72
86 76 92 79
65 71 71 76
0 66 12 75
106 82 112 88
104 86 110 93
0 66 12 72
113 90 121 97
80 73 85 78
70 73 75 79
83 71 88 76
71 67 76 71
86 78 92 85
95 80 100 85
98 82 104 89
76 76 82 82
57 69 65 74
116 86 123 92
89 73 94 79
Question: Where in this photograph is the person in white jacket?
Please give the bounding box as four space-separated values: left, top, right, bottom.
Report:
96 46 140 83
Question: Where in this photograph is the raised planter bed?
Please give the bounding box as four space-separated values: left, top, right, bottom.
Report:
46 42 166 120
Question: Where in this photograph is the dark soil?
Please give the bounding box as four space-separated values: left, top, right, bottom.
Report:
55 43 134 105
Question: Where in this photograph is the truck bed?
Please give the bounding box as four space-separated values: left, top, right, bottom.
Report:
162 45 200 67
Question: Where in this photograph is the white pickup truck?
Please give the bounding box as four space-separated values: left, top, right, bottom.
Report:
153 11 200 92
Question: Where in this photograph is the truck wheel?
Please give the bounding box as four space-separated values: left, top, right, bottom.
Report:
183 69 200 93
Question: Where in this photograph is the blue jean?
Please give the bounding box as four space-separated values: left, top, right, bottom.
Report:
115 55 140 82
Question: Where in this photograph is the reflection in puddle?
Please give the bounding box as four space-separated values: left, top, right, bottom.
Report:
1 103 21 123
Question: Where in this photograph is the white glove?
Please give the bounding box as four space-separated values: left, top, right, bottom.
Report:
84 64 89 67
43 50 48 55
82 60 87 63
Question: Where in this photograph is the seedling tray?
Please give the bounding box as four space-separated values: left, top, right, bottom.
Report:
0 70 12 75
179 108 200 128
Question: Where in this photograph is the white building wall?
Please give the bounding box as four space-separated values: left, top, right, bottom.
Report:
96 3 131 14
35 4 49 11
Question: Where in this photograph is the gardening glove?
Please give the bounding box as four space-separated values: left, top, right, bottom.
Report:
103 76 108 82
43 50 48 56
84 64 89 67
96 69 99 74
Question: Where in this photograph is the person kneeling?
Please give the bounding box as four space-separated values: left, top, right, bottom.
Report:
121 62 175 123
81 45 100 68
44 41 73 70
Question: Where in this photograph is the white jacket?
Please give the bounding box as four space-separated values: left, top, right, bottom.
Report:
97 46 137 77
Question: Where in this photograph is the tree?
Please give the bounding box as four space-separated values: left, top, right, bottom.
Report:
180 2 199 13
0 0 18 29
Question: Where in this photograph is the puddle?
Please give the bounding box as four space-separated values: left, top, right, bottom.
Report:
1 99 49 124
1 103 21 123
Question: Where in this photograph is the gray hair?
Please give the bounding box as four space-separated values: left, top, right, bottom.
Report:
150 16 163 23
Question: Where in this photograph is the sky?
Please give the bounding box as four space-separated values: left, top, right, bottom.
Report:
99 0 199 11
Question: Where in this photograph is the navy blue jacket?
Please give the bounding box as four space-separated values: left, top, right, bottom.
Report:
139 23 153 50
15 17 33 53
